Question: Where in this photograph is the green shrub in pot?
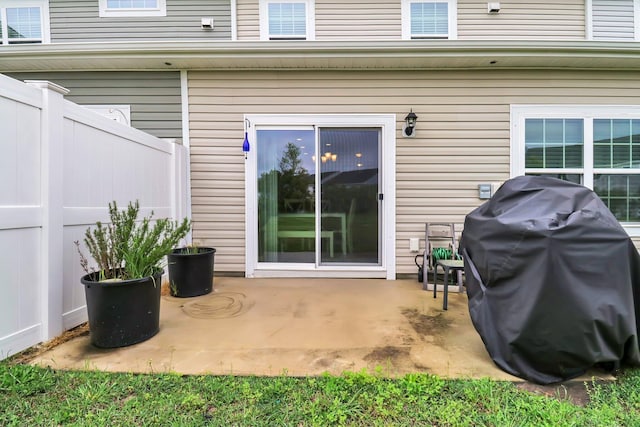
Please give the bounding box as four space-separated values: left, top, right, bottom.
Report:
76 200 190 348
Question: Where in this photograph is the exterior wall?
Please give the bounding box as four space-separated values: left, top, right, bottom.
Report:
458 0 585 39
188 69 640 275
49 0 231 42
236 0 260 40
236 0 585 41
315 0 401 40
7 72 182 142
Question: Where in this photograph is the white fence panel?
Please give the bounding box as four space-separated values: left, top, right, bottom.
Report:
0 74 189 359
0 74 45 359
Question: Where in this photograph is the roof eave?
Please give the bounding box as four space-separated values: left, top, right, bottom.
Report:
2 40 640 72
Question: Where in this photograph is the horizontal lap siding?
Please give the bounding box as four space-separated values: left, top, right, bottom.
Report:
238 0 585 41
316 0 401 40
188 70 640 275
8 72 182 141
236 0 260 40
49 0 231 42
237 0 402 41
458 0 585 39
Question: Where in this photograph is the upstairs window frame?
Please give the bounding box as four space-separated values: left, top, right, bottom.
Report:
259 0 315 41
99 0 167 18
401 0 457 40
0 0 50 45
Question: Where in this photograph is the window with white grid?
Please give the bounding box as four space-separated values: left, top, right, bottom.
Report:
99 0 166 17
0 0 49 44
260 0 314 40
401 0 457 40
512 105 640 235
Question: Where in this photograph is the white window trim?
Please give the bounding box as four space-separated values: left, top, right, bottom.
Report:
0 0 50 44
401 0 457 40
98 0 167 18
586 0 640 41
244 114 396 279
259 0 315 41
511 104 640 236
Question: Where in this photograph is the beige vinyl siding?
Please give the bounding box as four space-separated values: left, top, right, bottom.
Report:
316 0 401 40
236 0 260 40
9 71 182 141
237 0 402 41
458 0 585 40
592 0 635 40
49 0 231 42
238 0 585 41
188 69 640 275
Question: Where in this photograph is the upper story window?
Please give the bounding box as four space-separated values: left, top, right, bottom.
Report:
259 0 315 40
512 105 640 235
401 0 457 40
99 0 167 18
0 0 50 44
587 0 639 40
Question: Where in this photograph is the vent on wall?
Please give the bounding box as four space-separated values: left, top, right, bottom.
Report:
201 17 214 29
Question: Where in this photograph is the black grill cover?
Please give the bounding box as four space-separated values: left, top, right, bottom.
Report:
460 175 640 384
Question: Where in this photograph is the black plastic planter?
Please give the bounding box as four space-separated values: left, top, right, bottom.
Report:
167 247 216 297
81 270 162 348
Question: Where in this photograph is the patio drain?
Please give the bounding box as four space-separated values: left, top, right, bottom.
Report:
182 292 252 319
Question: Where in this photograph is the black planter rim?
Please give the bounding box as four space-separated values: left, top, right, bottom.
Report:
170 247 216 257
81 268 163 287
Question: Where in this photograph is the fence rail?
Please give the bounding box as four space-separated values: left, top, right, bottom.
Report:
0 74 189 359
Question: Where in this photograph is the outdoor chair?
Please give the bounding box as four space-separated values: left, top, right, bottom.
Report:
422 222 464 310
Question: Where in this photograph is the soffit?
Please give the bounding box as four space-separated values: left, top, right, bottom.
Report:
1 40 640 72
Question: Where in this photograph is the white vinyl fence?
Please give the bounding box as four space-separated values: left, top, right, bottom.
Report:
0 74 190 360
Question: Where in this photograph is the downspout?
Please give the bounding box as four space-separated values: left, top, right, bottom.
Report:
231 0 238 41
585 0 593 40
180 70 193 243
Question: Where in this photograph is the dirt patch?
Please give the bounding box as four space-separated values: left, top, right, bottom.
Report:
401 308 451 344
364 346 410 364
7 323 90 364
516 380 598 407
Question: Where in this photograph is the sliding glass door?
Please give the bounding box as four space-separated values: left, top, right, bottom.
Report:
257 127 381 266
318 128 380 264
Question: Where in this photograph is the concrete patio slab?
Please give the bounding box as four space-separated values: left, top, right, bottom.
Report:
29 277 613 383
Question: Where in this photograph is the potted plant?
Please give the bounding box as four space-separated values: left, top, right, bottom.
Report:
76 200 190 348
167 243 216 297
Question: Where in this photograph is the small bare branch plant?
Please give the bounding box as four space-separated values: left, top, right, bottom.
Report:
76 201 190 281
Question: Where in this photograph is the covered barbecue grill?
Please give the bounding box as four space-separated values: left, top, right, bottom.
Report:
460 175 640 384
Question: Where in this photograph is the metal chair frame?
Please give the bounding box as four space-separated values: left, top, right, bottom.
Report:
422 222 464 310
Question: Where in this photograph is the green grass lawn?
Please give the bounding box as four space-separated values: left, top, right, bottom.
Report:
1 362 639 426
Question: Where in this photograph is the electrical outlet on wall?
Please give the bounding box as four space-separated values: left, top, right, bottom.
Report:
409 237 420 252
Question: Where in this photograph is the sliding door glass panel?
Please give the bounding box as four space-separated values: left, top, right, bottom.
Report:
319 128 380 265
257 129 316 263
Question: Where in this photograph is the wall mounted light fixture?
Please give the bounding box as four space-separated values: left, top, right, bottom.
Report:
242 118 250 159
402 109 418 138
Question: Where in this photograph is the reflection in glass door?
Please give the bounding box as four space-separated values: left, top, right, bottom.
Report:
319 128 380 265
257 129 316 263
257 127 381 266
